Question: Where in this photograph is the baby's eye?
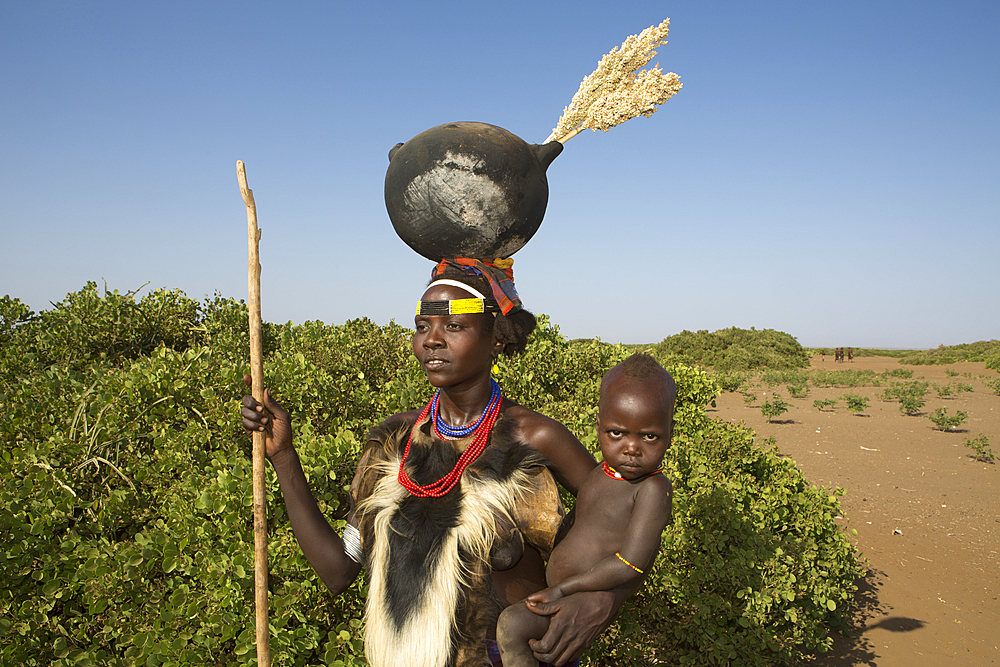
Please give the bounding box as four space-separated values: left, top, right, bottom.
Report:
608 429 623 438
642 433 659 442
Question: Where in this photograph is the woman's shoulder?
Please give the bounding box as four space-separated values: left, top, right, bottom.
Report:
501 400 597 495
367 409 421 443
502 401 574 445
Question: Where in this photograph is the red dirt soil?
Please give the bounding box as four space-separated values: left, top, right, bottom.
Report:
710 356 998 666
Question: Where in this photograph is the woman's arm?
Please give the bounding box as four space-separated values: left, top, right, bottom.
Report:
527 589 625 665
268 446 363 593
510 406 597 495
241 383 362 594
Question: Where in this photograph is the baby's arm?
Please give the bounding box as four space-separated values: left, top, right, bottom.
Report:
528 475 672 604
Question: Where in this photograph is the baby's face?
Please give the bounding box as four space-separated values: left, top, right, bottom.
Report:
597 377 673 480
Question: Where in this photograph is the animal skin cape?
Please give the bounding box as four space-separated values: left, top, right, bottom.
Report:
353 412 564 667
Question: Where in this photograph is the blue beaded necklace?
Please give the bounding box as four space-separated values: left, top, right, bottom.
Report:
431 379 502 440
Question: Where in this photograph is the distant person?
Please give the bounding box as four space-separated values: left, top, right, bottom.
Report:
847 348 853 362
495 353 675 667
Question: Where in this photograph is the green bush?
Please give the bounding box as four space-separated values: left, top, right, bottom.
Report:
880 381 930 415
760 393 790 423
985 354 1000 372
2 284 862 667
650 327 810 373
927 407 968 432
851 348 913 358
811 369 880 388
982 376 1000 396
786 383 809 399
899 340 1000 365
813 399 837 412
761 369 810 388
712 371 749 393
963 434 995 463
840 394 869 415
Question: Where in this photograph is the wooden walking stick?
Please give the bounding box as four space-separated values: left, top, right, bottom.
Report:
237 160 271 667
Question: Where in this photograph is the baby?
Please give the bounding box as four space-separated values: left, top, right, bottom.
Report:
496 353 675 666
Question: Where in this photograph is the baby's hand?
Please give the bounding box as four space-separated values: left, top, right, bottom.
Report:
526 585 565 606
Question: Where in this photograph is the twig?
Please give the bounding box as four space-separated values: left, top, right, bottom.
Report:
238 160 271 667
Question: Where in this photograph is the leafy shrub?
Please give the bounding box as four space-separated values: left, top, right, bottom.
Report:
650 327 810 373
786 383 809 399
963 434 995 463
880 368 913 379
811 369 880 388
0 294 34 337
840 394 869 415
880 381 930 415
899 340 1000 365
982 376 1000 396
954 382 973 394
760 393 790 423
813 399 837 412
2 285 861 667
935 383 953 397
761 369 810 388
712 371 749 393
927 407 968 432
851 348 913 358
986 353 1000 372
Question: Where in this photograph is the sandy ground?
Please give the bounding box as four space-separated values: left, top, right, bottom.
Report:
710 356 999 666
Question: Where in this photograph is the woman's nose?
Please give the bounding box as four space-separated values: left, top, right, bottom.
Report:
423 325 445 347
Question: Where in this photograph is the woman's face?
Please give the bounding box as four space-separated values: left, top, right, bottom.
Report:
412 283 501 390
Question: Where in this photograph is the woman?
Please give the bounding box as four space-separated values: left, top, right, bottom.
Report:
242 263 622 666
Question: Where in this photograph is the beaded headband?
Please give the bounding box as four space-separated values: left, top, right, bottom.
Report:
417 279 500 316
416 298 500 316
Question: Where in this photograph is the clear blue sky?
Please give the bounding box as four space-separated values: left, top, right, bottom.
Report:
3 1 997 349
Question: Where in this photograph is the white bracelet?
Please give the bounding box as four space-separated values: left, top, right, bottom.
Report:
343 523 364 565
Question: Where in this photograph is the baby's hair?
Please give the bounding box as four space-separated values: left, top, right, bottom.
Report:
427 266 537 356
601 353 677 412
618 353 666 380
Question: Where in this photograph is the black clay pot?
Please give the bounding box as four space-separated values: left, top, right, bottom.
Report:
385 122 563 261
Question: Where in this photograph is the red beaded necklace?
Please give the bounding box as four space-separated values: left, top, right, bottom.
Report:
602 460 664 481
397 391 503 498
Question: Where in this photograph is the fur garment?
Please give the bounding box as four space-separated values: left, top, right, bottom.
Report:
353 413 562 667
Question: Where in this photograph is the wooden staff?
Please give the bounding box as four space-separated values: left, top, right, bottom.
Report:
237 160 271 667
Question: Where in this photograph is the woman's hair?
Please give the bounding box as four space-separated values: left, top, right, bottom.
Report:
428 266 537 356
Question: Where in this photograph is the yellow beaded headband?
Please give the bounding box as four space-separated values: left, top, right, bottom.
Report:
416 279 500 316
416 298 500 316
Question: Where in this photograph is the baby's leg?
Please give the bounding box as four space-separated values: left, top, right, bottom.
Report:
496 601 551 667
